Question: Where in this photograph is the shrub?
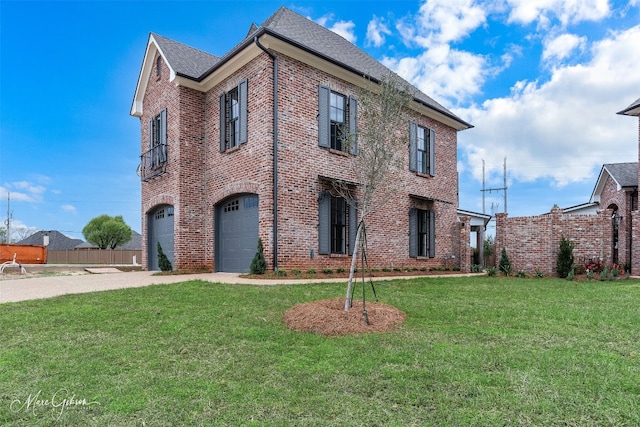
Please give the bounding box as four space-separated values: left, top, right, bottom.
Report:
535 270 545 278
382 267 392 272
307 269 317 275
556 236 574 278
586 269 595 280
471 264 483 273
337 267 346 273
486 267 497 277
157 242 173 272
566 269 575 281
517 270 527 278
249 238 267 275
584 258 604 274
498 248 511 276
322 268 334 274
291 269 301 276
275 269 287 277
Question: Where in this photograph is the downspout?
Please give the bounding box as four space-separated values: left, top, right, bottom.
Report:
254 35 279 271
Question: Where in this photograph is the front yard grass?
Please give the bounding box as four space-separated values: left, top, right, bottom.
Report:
1 276 639 426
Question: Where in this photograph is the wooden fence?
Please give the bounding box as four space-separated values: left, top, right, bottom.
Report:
47 249 142 265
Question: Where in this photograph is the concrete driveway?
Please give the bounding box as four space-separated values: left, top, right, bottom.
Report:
0 269 357 304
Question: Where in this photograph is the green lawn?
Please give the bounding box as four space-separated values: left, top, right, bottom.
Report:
1 277 639 426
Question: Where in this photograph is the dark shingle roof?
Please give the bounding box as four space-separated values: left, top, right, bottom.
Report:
151 33 220 79
617 97 640 116
152 7 469 128
603 162 638 188
259 7 464 126
17 230 84 250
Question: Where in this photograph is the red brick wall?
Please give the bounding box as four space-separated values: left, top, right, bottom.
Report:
138 50 468 272
495 208 613 276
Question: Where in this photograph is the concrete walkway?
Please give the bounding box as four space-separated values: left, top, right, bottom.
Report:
1 269 460 304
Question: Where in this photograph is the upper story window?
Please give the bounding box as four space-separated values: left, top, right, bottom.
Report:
329 92 346 151
156 56 162 78
318 85 358 154
409 122 435 176
220 79 248 152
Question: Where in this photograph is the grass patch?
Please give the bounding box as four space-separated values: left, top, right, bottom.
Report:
1 277 639 425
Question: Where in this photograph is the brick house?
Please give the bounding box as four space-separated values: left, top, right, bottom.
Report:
130 7 472 272
618 98 640 273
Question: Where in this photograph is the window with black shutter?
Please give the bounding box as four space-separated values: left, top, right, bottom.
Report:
220 79 248 152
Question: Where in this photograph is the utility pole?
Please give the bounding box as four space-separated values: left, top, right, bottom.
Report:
481 157 508 214
5 192 10 243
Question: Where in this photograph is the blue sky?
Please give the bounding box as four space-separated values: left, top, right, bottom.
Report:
1 0 639 240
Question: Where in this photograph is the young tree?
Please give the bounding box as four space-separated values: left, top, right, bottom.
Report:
332 74 415 311
157 242 173 272
498 247 511 276
556 236 574 278
82 215 133 249
250 238 267 274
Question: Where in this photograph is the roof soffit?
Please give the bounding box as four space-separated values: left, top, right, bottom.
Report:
132 30 472 131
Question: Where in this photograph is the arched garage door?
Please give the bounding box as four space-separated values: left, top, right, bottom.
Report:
148 205 174 270
215 194 259 273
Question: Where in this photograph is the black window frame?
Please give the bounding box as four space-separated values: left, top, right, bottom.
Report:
318 85 358 155
329 92 346 151
220 79 248 152
318 192 358 256
409 121 435 176
409 207 435 258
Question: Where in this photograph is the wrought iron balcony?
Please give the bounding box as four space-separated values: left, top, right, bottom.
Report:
138 143 168 181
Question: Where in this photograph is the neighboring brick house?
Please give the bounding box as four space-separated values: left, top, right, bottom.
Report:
130 7 472 272
618 97 640 273
495 97 640 276
588 163 637 268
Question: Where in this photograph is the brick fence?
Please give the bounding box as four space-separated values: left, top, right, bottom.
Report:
494 208 613 276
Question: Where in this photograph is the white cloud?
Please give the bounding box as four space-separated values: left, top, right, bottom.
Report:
383 45 487 105
0 181 46 203
506 0 610 27
457 25 640 187
61 204 77 213
398 0 487 47
314 14 357 43
330 20 357 43
542 33 587 62
366 16 392 47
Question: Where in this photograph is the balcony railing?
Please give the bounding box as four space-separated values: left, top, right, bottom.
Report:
138 143 168 181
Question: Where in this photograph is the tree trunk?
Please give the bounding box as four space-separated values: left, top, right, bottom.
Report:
344 220 364 311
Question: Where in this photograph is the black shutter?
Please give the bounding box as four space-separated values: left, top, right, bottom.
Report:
409 208 417 257
349 96 358 155
429 128 436 176
348 198 358 255
238 79 248 144
219 93 226 152
409 121 417 172
159 108 167 162
148 118 153 151
318 193 330 254
428 209 436 258
318 85 330 148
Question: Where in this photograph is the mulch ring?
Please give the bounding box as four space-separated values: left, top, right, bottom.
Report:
284 298 406 336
